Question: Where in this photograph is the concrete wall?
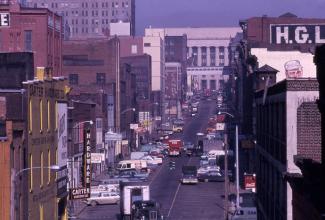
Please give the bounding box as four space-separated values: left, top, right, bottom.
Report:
143 36 164 92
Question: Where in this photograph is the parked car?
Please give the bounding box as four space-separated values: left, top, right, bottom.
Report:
86 192 120 206
198 170 224 182
91 184 119 193
172 124 183 132
141 155 163 165
115 169 149 181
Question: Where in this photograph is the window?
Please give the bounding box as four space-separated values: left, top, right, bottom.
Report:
48 149 51 184
39 204 43 220
131 45 137 54
29 99 32 132
40 151 43 187
24 30 32 51
47 100 50 131
55 148 58 180
0 32 2 51
96 73 105 84
144 43 151 47
30 153 33 191
40 99 43 132
55 101 58 130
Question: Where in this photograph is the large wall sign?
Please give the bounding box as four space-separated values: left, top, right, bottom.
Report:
0 13 10 27
270 24 325 44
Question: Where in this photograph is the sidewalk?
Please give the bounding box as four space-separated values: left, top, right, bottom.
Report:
69 170 112 218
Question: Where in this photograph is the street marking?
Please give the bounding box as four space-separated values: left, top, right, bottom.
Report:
167 182 181 218
149 160 166 186
167 157 192 218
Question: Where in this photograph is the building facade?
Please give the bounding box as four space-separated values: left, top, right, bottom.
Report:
0 3 63 76
0 52 34 220
23 71 68 220
164 62 182 120
145 27 242 93
255 79 320 220
26 0 135 39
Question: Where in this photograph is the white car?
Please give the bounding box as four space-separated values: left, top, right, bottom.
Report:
91 184 119 193
140 155 163 165
198 165 220 175
86 192 120 206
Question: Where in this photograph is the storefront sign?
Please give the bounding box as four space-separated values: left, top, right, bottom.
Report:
69 187 90 200
130 123 138 130
105 131 122 141
270 24 325 44
91 153 104 164
216 123 225 131
0 13 9 27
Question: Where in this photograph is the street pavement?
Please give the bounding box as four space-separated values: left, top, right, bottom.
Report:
78 99 228 220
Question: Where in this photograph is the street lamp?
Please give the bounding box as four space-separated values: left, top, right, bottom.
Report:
73 120 93 129
15 165 60 177
12 165 60 219
218 111 240 210
121 108 135 115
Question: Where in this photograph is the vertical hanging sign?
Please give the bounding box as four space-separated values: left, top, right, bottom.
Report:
84 129 91 190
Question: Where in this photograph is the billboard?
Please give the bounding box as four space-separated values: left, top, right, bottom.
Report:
270 24 325 44
57 103 67 167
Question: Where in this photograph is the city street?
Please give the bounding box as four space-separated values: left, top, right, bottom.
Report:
78 100 226 220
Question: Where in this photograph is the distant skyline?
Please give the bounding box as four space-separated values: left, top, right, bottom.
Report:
135 0 325 35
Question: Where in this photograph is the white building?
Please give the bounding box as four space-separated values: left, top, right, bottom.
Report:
145 27 242 92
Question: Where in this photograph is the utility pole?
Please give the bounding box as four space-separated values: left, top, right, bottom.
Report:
235 124 240 209
224 133 229 220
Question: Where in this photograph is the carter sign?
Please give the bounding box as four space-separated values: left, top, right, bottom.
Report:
0 13 9 27
270 24 325 44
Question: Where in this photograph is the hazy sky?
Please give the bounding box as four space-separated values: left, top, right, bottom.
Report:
135 0 325 35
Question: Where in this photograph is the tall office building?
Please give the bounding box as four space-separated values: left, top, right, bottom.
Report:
26 0 135 39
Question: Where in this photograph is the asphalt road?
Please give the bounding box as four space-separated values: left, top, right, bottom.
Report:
78 99 226 220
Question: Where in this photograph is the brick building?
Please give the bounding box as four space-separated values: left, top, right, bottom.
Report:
0 52 68 220
0 3 63 76
26 0 136 39
119 36 143 57
255 79 320 220
23 71 68 220
0 52 33 220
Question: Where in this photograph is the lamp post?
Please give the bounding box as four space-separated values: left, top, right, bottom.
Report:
218 111 240 210
13 165 60 220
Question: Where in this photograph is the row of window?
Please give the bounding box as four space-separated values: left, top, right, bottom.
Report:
29 99 58 133
29 148 58 191
69 73 106 85
80 1 129 9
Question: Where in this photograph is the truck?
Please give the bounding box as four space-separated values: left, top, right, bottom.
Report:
168 139 183 156
130 152 149 160
117 160 148 172
180 166 198 184
120 182 150 220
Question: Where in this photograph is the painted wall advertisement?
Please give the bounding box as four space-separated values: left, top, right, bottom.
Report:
57 103 68 196
57 103 68 167
270 24 325 44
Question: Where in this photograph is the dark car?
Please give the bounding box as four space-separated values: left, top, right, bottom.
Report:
198 170 224 182
115 169 149 181
132 200 164 220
